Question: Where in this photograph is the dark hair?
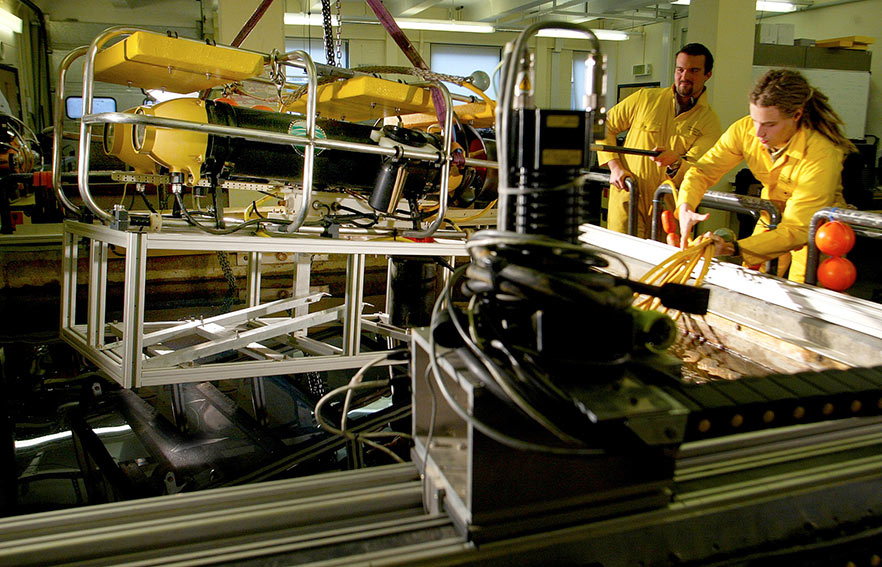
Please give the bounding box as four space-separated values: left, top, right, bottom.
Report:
750 68 856 152
676 43 714 73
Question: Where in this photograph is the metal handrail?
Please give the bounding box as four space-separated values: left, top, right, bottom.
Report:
53 46 87 214
805 207 882 286
650 183 781 272
584 172 638 237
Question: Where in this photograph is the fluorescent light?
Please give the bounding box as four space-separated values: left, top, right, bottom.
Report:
536 28 630 41
756 1 797 12
0 7 22 34
672 0 797 10
396 19 493 34
284 13 337 26
284 12 493 34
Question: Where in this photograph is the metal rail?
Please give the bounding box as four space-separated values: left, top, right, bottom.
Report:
53 46 87 214
584 172 638 237
651 183 781 272
805 206 882 286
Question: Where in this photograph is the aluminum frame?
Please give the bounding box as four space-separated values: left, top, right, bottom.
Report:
60 220 467 388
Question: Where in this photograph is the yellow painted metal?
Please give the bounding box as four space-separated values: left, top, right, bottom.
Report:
134 98 209 184
284 76 434 122
94 31 264 93
283 75 494 128
103 107 158 174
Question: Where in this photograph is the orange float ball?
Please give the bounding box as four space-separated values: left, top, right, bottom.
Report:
214 97 238 106
815 220 855 256
251 104 274 112
817 256 857 292
660 209 677 235
666 232 680 248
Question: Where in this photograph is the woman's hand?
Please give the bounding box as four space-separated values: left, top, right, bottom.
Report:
700 231 737 256
677 203 709 249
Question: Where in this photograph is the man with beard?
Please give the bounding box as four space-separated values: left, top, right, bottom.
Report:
596 43 721 239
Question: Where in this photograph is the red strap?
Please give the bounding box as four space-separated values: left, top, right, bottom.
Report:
364 0 448 127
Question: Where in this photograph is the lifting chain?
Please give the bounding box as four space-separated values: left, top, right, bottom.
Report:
335 0 343 66
216 250 238 313
320 0 336 66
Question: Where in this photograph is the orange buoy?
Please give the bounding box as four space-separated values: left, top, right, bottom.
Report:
817 256 857 292
815 220 855 256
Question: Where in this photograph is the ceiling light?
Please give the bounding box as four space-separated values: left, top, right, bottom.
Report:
536 28 630 41
396 19 494 34
755 1 798 12
0 7 22 34
284 13 337 26
284 13 493 34
671 0 797 11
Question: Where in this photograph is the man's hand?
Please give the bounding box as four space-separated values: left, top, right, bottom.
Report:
678 203 709 249
607 159 634 190
651 147 681 169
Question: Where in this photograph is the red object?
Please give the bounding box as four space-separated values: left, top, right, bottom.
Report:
815 220 856 256
32 171 52 188
666 232 680 247
660 210 676 235
214 97 238 106
817 256 857 291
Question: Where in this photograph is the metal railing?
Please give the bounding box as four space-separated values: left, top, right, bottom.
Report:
805 207 882 286
650 183 781 273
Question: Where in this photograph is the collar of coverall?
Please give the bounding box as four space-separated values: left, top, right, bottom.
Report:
672 85 708 116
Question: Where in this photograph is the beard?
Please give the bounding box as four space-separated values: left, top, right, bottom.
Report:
676 82 694 98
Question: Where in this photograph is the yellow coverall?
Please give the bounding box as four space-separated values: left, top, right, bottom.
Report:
677 116 846 283
597 86 721 238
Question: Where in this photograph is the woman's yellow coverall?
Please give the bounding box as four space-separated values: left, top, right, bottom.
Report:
677 115 846 283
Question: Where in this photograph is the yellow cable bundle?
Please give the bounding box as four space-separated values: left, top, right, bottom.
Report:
634 236 716 320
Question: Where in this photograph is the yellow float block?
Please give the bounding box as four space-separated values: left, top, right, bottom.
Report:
284 75 495 128
94 31 264 93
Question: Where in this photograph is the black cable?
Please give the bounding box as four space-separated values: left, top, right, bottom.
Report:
427 284 604 456
174 191 290 235
139 191 157 213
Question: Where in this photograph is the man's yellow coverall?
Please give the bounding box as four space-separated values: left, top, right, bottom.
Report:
597 86 721 238
677 115 846 283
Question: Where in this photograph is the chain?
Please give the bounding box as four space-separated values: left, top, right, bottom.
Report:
320 0 336 66
335 0 343 66
352 65 470 86
216 251 238 313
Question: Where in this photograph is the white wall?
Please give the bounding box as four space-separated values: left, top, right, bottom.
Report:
763 0 882 157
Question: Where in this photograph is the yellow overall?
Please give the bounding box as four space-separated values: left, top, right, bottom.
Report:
678 116 846 283
597 86 721 238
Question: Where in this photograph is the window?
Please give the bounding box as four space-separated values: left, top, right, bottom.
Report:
430 44 500 100
284 38 349 83
571 51 618 111
65 96 117 119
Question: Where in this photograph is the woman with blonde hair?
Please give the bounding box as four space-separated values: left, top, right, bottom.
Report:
675 68 855 283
